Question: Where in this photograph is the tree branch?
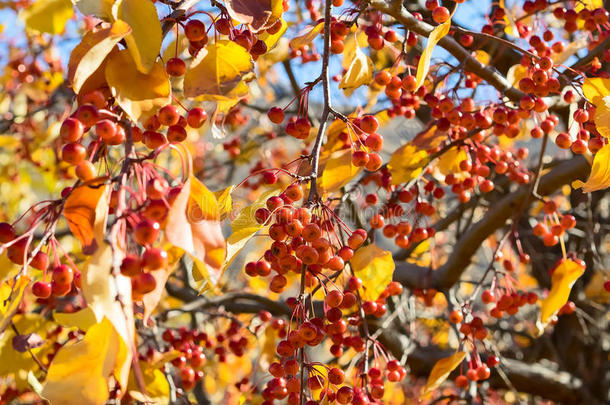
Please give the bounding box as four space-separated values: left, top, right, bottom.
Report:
369 0 525 102
394 156 590 290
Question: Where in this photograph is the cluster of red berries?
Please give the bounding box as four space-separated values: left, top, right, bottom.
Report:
531 201 576 247
140 104 207 149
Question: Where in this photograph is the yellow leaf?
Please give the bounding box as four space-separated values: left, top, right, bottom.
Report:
415 19 451 90
289 22 323 50
53 307 97 331
412 125 445 150
74 0 114 20
224 188 278 269
184 40 254 100
387 142 428 185
421 351 466 398
0 276 30 335
63 179 107 255
165 178 226 286
113 0 162 73
500 0 518 37
350 244 394 301
105 50 171 122
537 259 585 334
474 50 490 65
127 367 169 405
41 317 131 405
319 148 362 194
21 0 73 34
68 21 131 94
214 185 234 220
341 31 369 70
582 77 610 138
574 143 610 192
436 147 467 176
506 64 528 87
339 46 374 90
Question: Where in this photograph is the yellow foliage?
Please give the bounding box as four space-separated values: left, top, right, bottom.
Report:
415 19 451 90
350 244 394 301
319 148 362 194
421 351 465 398
21 0 73 34
582 77 610 138
574 143 610 192
388 143 428 185
339 46 374 91
536 259 585 335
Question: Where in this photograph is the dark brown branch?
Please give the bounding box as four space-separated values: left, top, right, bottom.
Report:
394 156 590 290
369 0 525 102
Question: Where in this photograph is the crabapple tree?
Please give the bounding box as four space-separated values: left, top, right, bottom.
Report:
0 0 609 404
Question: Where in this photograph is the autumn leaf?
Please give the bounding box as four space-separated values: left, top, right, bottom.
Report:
350 244 394 301
574 143 610 192
224 188 278 270
127 366 170 405
0 276 30 335
537 259 585 334
421 351 466 398
41 317 131 405
63 179 107 254
165 178 226 286
53 307 97 331
436 147 467 177
415 19 451 90
73 0 114 20
21 0 73 35
105 50 171 122
225 0 277 33
184 40 255 100
339 46 374 91
112 0 162 74
214 185 235 220
67 21 131 94
582 77 610 138
319 148 362 194
141 264 173 323
289 23 324 50
388 142 429 185
258 18 287 49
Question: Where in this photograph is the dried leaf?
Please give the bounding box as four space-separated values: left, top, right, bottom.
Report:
225 0 274 33
387 143 428 185
112 0 162 73
63 179 107 254
68 21 131 94
537 259 585 334
319 148 362 194
421 351 466 397
350 244 394 301
105 50 171 122
582 77 610 138
41 317 131 405
21 0 73 34
183 40 254 100
415 19 451 90
339 46 374 90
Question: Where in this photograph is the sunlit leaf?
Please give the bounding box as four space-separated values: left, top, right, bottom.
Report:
387 142 428 185
0 276 30 335
415 19 451 90
224 188 278 269
68 21 131 94
214 185 234 220
63 179 107 255
289 22 323 50
473 50 490 65
319 148 362 194
105 50 171 122
127 366 170 405
574 143 610 192
421 351 466 398
436 147 467 176
73 0 114 20
506 64 528 87
339 46 374 90
258 18 287 49
184 40 255 100
350 244 394 301
537 259 585 334
112 0 162 73
21 0 73 34
41 317 131 405
53 307 97 331
165 178 226 286
582 77 610 138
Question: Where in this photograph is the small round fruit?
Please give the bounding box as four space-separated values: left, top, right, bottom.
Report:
75 160 96 181
32 281 52 298
60 118 84 142
52 264 74 285
141 247 168 270
120 255 142 277
134 219 161 245
187 108 208 128
166 58 186 76
61 142 87 165
185 19 206 42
